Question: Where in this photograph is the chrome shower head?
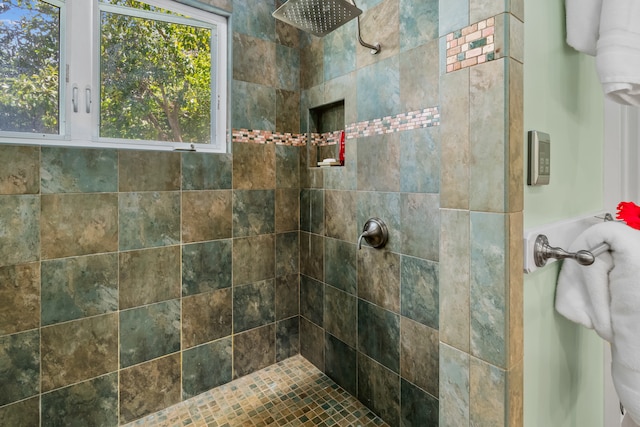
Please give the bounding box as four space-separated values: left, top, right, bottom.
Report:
272 0 362 37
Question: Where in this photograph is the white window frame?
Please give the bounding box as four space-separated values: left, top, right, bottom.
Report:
0 0 229 153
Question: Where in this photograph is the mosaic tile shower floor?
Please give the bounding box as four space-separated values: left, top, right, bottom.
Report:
124 355 389 427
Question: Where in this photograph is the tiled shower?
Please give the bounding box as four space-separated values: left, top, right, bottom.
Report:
0 0 524 426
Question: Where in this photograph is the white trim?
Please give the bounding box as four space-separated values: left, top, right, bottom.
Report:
604 99 640 209
0 0 228 153
602 99 640 427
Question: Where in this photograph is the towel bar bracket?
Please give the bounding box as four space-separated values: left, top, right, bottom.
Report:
533 234 596 267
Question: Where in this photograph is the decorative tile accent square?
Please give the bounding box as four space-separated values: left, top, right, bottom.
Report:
446 18 496 72
123 355 388 427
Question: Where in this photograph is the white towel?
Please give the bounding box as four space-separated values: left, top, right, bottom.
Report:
596 0 640 106
565 0 602 56
556 221 640 424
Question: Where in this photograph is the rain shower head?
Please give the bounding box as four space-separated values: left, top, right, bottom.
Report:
272 0 362 38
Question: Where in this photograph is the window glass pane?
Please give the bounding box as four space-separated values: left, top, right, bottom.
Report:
0 0 60 134
100 2 213 144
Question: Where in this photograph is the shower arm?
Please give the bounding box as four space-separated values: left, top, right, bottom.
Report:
350 0 381 54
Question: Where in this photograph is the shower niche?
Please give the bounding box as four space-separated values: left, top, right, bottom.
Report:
308 100 346 168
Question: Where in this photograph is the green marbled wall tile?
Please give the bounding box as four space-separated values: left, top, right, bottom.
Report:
181 152 232 191
299 34 323 90
400 193 440 261
356 0 399 69
0 262 40 335
275 231 299 276
118 151 180 192
41 313 118 392
300 188 323 235
232 142 276 190
119 300 180 368
357 248 400 313
41 147 117 193
300 233 325 280
118 192 180 251
439 209 471 352
0 195 40 267
41 254 117 326
182 190 232 243
400 379 439 427
182 337 233 399
232 280 275 333
299 317 324 371
119 246 180 309
0 145 39 195
275 189 300 233
276 89 301 133
232 234 275 286
323 285 356 348
0 397 39 427
182 239 232 297
470 0 505 23
399 0 438 52
232 189 275 237
231 81 276 132
300 274 323 327
323 20 356 82
119 354 181 424
399 126 440 194
276 44 300 92
325 333 356 396
231 0 275 42
0 330 40 406
439 0 469 36
357 299 400 374
356 56 400 122
182 288 232 348
275 4 299 49
324 190 356 242
199 0 232 12
356 132 400 193
399 317 439 397
469 59 507 213
357 353 400 427
41 374 118 427
276 316 299 361
324 237 356 295
400 255 439 329
233 32 277 87
470 212 507 368
275 145 300 189
275 274 299 320
439 68 470 210
232 324 276 379
399 41 439 112
41 193 118 259
439 344 470 427
470 357 506 427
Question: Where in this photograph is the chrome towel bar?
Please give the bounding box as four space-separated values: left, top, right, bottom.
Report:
533 234 610 267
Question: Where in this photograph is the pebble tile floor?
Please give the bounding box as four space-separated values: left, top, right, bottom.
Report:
124 355 389 427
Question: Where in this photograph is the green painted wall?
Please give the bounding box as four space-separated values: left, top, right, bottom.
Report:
523 0 605 425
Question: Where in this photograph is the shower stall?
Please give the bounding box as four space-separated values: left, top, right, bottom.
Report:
0 0 523 426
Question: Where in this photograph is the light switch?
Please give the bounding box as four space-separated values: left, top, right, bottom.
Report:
528 130 550 186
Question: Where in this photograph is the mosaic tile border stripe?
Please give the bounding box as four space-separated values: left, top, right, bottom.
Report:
446 17 496 73
232 107 440 146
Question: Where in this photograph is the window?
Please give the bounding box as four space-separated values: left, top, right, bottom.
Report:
0 0 228 152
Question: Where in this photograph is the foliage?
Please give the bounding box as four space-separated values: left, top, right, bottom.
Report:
0 0 60 133
0 0 213 143
100 0 212 143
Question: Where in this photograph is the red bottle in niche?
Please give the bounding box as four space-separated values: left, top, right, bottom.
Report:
338 130 345 166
